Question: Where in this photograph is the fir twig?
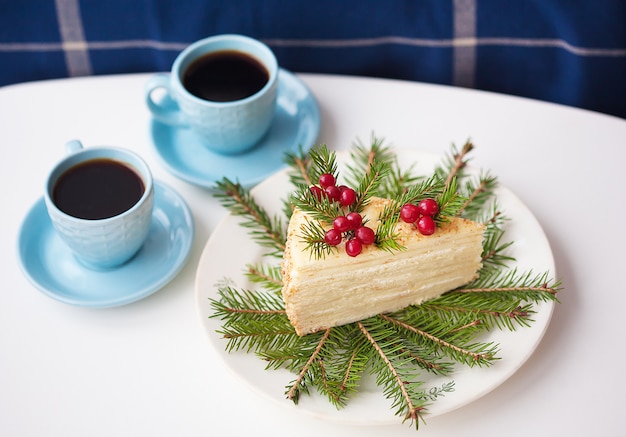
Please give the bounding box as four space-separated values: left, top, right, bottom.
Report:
284 146 315 187
421 270 561 331
286 328 332 402
298 218 337 259
210 286 294 353
357 320 427 428
479 206 516 271
436 139 474 186
345 134 394 189
289 182 345 223
459 269 561 300
458 172 499 219
214 178 287 257
245 263 284 294
379 314 498 367
351 159 390 212
346 134 424 199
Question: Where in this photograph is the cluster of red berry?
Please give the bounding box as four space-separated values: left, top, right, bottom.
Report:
310 173 375 257
399 198 440 235
309 173 357 206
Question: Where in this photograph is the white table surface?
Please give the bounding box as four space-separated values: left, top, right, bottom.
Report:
1 73 625 436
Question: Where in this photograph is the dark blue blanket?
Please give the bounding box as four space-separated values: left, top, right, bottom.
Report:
1 0 625 118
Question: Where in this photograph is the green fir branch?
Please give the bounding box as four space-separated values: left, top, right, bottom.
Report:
357 319 430 428
351 159 390 212
376 159 424 199
210 286 286 322
261 329 328 373
477 204 516 272
435 139 474 186
289 183 345 223
245 263 284 295
210 286 296 353
283 145 340 221
378 161 424 199
285 328 333 403
281 325 371 408
298 219 337 260
460 269 562 302
458 172 499 219
421 269 561 332
374 216 405 253
481 227 515 272
434 177 466 223
214 178 287 257
284 146 315 187
345 134 425 199
309 144 339 184
379 313 499 367
344 134 395 189
392 175 448 211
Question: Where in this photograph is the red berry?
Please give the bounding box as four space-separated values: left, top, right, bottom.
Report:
346 212 362 230
310 186 324 201
324 185 341 202
400 203 420 223
418 198 439 217
324 228 342 246
339 187 357 207
355 226 375 245
417 216 436 235
319 173 335 188
333 215 350 233
345 238 362 257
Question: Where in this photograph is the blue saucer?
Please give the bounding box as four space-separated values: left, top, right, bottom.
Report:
17 181 194 308
150 68 320 188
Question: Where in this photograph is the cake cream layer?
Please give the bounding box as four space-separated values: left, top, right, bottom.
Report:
281 197 486 336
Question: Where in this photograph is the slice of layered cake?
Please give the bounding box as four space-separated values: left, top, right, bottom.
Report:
281 196 485 336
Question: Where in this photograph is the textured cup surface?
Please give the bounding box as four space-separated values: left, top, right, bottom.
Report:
44 144 154 269
145 34 278 155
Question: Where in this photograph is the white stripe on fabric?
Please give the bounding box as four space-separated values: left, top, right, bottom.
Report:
0 40 188 52
54 0 92 77
0 38 624 58
264 37 626 57
476 37 626 57
453 0 477 87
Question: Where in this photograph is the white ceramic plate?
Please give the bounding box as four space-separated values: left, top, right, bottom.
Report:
195 149 556 425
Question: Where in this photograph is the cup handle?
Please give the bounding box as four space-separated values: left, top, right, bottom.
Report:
65 139 84 154
145 74 187 126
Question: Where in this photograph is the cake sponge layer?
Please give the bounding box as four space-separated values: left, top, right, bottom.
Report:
281 197 485 336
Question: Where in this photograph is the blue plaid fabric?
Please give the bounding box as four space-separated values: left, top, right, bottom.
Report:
1 0 625 118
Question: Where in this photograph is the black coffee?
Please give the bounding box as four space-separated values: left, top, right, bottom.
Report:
182 50 269 102
53 159 145 220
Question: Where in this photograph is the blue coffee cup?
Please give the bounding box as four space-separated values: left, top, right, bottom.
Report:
145 34 279 155
44 140 154 269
